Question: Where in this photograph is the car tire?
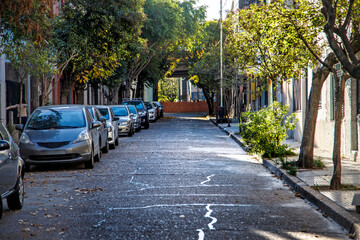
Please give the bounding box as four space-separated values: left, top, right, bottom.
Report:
110 142 115 149
136 126 141 132
24 164 31 172
115 137 119 146
144 121 150 129
95 142 101 162
84 148 95 169
128 126 134 137
0 197 3 220
102 140 109 153
7 174 24 210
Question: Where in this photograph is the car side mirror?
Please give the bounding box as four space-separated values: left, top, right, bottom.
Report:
129 113 134 118
15 124 24 131
113 116 119 121
92 121 101 128
0 140 10 151
99 116 106 123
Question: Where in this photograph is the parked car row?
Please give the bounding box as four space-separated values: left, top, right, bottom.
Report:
0 99 164 219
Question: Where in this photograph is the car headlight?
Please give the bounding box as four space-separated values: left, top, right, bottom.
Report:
20 133 34 146
106 123 113 132
73 130 90 144
139 110 146 117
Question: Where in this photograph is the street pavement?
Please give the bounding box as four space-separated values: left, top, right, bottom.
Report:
0 113 350 239
213 117 360 238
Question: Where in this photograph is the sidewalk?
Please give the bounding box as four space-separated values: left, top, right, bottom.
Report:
209 117 360 238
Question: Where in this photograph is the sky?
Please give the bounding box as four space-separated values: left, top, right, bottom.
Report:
195 0 237 21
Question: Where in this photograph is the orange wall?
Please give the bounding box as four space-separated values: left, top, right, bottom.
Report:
162 102 210 113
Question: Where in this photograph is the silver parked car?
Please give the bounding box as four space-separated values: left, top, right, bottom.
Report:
17 105 101 170
0 122 25 220
96 106 119 149
152 101 164 117
111 105 135 137
127 105 141 132
86 106 109 154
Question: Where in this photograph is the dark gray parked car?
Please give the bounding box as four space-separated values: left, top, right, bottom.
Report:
17 105 101 170
0 122 25 220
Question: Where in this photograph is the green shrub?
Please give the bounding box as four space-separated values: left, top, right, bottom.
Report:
281 159 298 176
239 101 297 158
313 158 325 169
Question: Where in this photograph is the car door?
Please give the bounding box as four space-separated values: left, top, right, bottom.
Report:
85 109 99 156
94 108 106 148
0 123 17 194
109 108 119 137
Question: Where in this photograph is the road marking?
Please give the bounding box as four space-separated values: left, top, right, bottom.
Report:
109 203 254 211
205 204 217 230
197 229 205 240
201 174 215 185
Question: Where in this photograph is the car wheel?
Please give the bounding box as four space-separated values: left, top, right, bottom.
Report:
128 126 134 137
7 174 24 210
110 142 115 149
102 140 109 153
25 164 31 172
0 197 2 220
84 148 95 169
95 141 101 162
136 126 141 132
115 137 119 146
144 121 150 129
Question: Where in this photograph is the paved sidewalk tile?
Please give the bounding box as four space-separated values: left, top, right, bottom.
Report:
210 117 360 220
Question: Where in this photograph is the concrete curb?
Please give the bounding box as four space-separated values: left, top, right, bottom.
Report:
209 118 360 238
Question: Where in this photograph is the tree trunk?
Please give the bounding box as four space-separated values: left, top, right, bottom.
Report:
298 53 337 168
60 73 72 104
30 76 39 111
202 87 214 115
330 74 346 189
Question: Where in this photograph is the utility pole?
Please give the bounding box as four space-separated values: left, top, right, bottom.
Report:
220 0 223 107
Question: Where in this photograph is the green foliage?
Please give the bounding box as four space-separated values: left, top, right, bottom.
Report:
225 0 324 84
240 102 297 158
158 78 178 102
313 158 325 169
281 159 298 176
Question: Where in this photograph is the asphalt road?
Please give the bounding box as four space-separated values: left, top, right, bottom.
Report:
0 114 349 239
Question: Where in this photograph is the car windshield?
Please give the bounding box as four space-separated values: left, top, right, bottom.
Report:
98 108 110 120
145 102 153 109
128 106 137 114
26 108 86 130
122 101 144 110
111 107 128 116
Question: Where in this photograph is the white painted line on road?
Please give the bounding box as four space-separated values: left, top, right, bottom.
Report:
205 204 217 230
108 203 255 211
93 219 106 228
201 174 215 185
197 229 205 240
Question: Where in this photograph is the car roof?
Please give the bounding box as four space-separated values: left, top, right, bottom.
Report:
35 105 85 110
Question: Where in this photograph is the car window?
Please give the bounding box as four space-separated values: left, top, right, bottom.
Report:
98 108 109 120
128 106 137 114
26 108 86 129
111 107 128 116
122 101 144 110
